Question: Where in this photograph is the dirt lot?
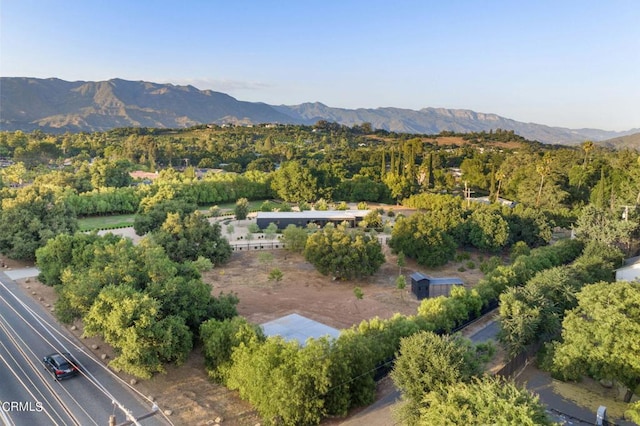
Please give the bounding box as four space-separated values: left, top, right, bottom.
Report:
3 245 487 426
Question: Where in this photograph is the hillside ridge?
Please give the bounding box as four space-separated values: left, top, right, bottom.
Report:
1 77 637 144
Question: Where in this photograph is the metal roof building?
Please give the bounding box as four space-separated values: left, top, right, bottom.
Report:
261 313 341 346
256 210 371 229
410 272 464 300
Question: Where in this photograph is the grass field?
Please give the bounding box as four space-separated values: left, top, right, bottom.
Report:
78 214 136 231
77 200 271 231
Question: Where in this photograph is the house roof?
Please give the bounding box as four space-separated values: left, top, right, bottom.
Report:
410 271 463 285
261 313 340 346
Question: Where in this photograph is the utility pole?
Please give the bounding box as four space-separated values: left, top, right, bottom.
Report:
464 181 474 208
109 401 159 426
114 403 159 426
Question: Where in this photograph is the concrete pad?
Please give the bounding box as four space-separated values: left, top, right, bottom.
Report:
261 313 340 346
5 267 40 280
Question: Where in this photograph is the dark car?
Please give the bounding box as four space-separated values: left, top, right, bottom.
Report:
42 352 79 380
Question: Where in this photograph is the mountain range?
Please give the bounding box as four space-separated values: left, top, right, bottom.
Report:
1 77 638 145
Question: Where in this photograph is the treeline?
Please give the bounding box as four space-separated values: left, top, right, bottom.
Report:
65 171 271 216
390 193 555 268
499 241 624 358
2 125 639 215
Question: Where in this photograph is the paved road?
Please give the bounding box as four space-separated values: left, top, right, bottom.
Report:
468 320 499 344
0 271 171 426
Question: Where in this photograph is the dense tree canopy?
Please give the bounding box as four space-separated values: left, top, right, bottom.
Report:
391 331 486 424
271 160 318 202
35 232 238 378
467 208 510 251
0 185 78 260
552 281 640 401
573 204 638 250
413 376 553 426
133 198 198 235
304 224 385 279
2 124 640 423
226 336 333 425
389 213 457 267
151 211 232 265
83 284 193 378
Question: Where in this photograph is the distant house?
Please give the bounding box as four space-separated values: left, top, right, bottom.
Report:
616 256 640 282
410 272 463 300
129 170 159 182
470 196 517 208
256 210 371 230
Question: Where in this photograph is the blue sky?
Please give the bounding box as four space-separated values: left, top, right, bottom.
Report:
1 0 639 131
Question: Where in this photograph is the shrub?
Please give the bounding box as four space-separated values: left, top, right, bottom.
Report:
480 256 502 274
268 268 283 282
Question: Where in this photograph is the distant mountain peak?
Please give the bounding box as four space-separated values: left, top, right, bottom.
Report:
0 77 637 144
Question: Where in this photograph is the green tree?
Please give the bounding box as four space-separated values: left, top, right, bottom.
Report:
200 316 265 383
389 213 457 267
362 210 382 229
264 222 278 240
0 186 78 260
282 224 308 253
226 337 332 425
467 208 510 252
391 331 486 424
258 251 274 270
383 172 412 203
573 204 638 248
315 198 329 210
0 161 27 186
510 241 531 261
409 376 553 426
304 225 385 280
396 251 406 274
271 161 318 202
152 211 232 265
35 232 122 286
90 158 132 188
133 198 197 236
552 281 640 402
234 197 249 220
83 285 193 379
396 275 407 300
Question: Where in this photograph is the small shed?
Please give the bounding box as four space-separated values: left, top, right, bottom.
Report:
410 272 463 300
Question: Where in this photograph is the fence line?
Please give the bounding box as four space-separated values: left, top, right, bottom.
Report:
230 241 286 251
229 235 390 252
494 341 543 379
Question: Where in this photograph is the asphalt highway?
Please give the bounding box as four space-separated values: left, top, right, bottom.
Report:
0 271 171 426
